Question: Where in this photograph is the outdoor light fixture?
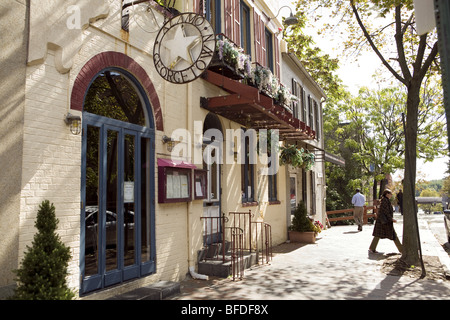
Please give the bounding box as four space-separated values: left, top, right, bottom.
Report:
64 113 81 135
271 6 299 26
162 135 178 152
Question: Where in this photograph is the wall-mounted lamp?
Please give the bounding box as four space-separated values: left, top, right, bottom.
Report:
162 135 178 152
271 6 299 26
64 113 81 135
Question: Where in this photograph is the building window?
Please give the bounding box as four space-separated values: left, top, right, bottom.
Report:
241 129 255 203
265 28 274 72
206 0 221 33
240 1 251 54
292 79 305 121
268 172 277 202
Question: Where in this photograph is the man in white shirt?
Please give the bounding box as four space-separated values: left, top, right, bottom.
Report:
352 188 366 231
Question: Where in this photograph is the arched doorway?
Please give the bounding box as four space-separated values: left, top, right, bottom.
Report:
80 68 156 294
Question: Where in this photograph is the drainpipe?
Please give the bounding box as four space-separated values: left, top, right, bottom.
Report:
186 82 209 280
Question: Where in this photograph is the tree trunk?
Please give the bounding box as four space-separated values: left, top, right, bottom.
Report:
401 80 421 265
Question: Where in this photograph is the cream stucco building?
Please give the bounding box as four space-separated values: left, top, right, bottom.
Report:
0 0 327 298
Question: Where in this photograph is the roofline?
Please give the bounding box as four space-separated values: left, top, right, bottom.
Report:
282 52 327 101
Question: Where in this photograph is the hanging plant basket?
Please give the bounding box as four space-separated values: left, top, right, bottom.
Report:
302 151 315 171
279 145 315 170
279 144 304 167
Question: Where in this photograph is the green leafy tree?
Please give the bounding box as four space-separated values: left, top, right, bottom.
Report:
11 200 74 300
294 0 441 265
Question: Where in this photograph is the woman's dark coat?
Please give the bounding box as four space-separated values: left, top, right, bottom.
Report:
373 196 396 240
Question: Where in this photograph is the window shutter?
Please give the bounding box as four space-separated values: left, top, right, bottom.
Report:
193 0 203 15
292 79 298 119
274 35 280 78
254 11 262 64
225 0 233 41
233 0 241 46
260 23 267 67
314 100 320 140
307 94 312 127
302 87 306 123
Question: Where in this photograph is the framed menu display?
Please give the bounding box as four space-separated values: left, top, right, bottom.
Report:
158 158 195 203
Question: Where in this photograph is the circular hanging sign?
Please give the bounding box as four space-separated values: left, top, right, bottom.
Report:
153 13 216 84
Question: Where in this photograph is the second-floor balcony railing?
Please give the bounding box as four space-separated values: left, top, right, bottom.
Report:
202 35 315 141
208 34 297 115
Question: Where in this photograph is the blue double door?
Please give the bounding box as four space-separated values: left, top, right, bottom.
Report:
81 114 155 294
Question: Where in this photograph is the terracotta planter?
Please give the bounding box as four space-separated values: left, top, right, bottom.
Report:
289 231 316 244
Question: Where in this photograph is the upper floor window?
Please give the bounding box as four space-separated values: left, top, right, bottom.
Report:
206 0 221 33
240 1 251 54
265 28 274 73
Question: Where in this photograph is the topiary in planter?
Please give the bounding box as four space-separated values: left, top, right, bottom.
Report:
11 200 75 300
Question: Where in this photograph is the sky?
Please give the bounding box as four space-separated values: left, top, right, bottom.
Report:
278 0 449 181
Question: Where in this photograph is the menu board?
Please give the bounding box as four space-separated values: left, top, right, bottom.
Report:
158 166 192 203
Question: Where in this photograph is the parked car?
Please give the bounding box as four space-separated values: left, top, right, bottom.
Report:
85 206 135 252
444 209 450 243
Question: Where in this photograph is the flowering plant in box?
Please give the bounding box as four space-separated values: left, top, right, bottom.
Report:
217 38 252 78
314 221 324 234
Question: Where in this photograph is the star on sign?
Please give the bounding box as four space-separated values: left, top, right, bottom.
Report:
164 24 201 68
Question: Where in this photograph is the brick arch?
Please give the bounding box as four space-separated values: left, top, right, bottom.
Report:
70 51 163 131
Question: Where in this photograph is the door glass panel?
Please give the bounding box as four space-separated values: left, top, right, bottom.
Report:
290 176 297 215
85 125 100 277
140 137 151 262
106 130 119 272
84 71 146 126
124 134 136 267
210 148 218 200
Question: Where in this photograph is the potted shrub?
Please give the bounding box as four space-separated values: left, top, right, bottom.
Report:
11 200 75 300
289 201 316 243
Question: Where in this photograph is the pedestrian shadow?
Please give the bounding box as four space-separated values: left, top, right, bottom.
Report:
343 231 360 234
367 252 399 261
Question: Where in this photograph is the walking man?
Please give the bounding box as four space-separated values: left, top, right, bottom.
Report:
352 188 366 231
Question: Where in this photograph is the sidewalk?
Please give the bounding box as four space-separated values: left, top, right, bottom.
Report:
170 214 450 300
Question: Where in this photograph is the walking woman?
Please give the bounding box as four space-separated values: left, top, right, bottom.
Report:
369 189 403 253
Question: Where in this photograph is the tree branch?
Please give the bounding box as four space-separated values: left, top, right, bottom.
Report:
395 6 412 81
350 0 406 85
418 41 439 82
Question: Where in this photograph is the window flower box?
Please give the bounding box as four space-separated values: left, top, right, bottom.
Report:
209 36 252 80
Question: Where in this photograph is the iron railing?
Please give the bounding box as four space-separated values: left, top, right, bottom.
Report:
200 210 272 280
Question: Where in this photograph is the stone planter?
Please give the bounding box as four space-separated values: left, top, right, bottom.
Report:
288 231 316 244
